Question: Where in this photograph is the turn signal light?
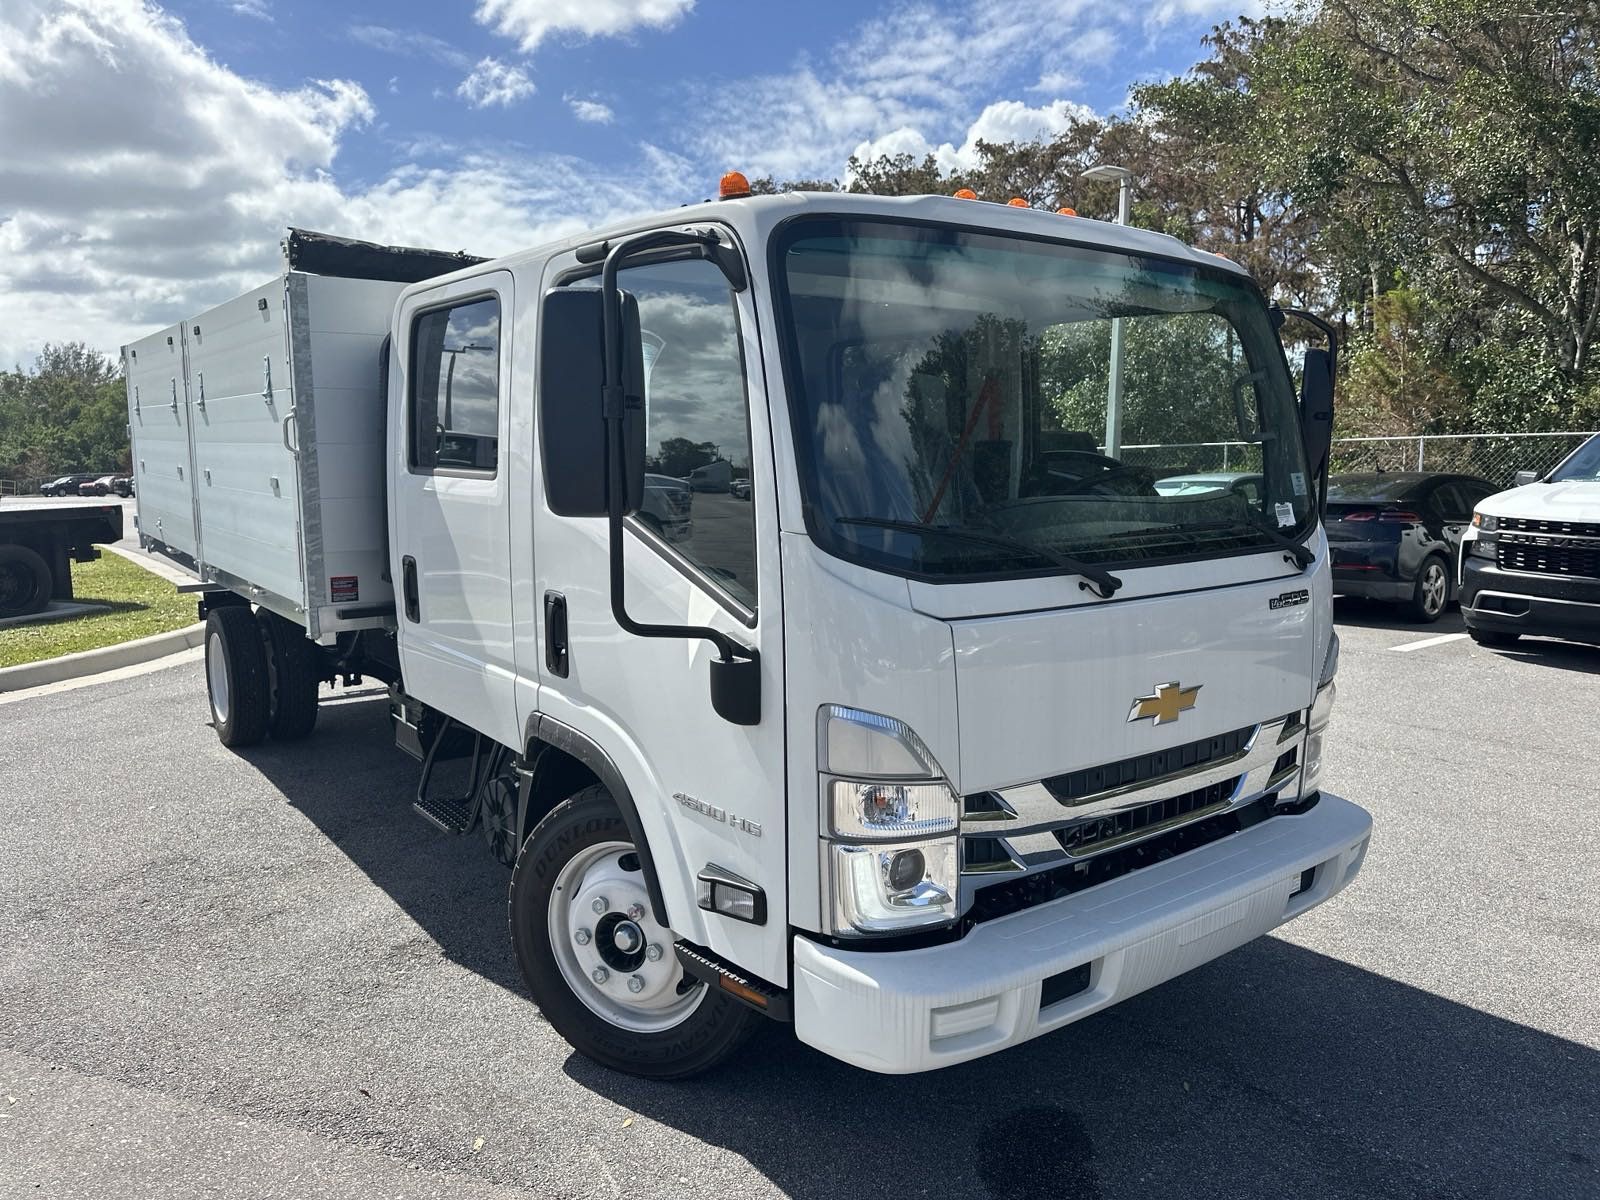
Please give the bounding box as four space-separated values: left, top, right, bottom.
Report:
719 171 752 199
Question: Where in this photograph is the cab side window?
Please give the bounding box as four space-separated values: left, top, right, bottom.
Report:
410 296 501 474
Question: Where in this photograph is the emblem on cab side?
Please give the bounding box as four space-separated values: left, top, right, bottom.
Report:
1128 682 1201 726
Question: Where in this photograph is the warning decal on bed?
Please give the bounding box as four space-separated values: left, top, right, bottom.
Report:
331 575 359 602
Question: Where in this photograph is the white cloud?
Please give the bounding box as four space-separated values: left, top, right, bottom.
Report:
687 0 1105 181
348 24 472 70
849 98 1098 177
474 0 694 52
1146 0 1266 27
0 0 671 368
456 57 534 108
231 0 272 22
566 94 615 124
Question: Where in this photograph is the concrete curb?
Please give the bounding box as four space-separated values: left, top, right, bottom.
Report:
0 623 206 693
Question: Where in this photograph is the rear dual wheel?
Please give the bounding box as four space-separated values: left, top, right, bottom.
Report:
203 606 321 747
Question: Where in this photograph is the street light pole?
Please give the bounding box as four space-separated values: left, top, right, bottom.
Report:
1080 165 1134 459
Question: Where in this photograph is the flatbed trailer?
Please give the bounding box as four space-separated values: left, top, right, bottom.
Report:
0 502 124 618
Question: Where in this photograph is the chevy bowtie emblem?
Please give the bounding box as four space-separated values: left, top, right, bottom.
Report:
1128 682 1201 725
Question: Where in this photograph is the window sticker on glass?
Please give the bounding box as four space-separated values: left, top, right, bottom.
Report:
1291 472 1307 496
1275 502 1295 528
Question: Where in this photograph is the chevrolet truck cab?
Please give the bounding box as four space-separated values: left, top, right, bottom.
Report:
1462 433 1600 648
126 186 1369 1079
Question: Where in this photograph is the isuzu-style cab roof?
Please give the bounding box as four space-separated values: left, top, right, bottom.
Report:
402 190 1252 299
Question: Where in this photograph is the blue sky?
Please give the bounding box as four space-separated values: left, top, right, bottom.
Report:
0 0 1264 365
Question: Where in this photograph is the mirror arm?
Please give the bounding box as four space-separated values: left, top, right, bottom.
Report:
599 230 753 668
1275 306 1340 372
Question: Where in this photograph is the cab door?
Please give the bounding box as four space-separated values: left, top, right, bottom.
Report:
390 272 520 749
531 252 789 987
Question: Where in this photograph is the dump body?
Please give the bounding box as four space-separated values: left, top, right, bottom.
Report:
124 272 402 638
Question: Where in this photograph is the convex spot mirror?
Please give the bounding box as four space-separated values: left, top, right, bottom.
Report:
539 287 646 517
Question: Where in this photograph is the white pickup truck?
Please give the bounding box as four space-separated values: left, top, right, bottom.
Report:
1461 433 1600 648
124 185 1370 1078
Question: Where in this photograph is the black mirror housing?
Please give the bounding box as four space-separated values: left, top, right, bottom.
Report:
1514 470 1539 487
1299 346 1335 478
539 287 646 517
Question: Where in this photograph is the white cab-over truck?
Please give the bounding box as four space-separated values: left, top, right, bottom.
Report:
125 189 1369 1078
1461 432 1600 649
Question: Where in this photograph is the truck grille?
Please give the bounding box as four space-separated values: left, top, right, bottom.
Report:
961 714 1303 906
1498 516 1600 539
1041 725 1254 803
1056 777 1240 856
1498 538 1600 579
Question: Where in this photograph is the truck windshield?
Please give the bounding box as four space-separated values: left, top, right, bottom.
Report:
773 217 1314 581
1548 434 1600 483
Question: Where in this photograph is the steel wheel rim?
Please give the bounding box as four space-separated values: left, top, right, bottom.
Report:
206 631 230 725
547 839 706 1033
1422 563 1447 615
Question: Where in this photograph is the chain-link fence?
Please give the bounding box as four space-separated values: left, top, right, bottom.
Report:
1121 431 1595 488
1327 432 1593 485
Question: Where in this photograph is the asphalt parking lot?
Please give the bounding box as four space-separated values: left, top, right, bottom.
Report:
1 600 1596 1199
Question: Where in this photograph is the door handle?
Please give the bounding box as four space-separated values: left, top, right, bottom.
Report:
402 555 420 622
544 591 569 677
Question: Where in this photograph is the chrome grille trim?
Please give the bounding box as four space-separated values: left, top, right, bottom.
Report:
960 715 1300 877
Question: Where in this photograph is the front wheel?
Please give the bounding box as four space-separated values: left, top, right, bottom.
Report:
508 785 761 1079
0 544 52 618
1407 555 1450 623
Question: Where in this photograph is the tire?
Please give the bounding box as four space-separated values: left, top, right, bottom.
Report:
0 544 52 618
1407 555 1450 623
205 606 270 748
255 608 321 741
1469 626 1521 648
508 785 761 1079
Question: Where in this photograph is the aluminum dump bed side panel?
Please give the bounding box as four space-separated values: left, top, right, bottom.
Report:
186 279 304 613
124 323 199 562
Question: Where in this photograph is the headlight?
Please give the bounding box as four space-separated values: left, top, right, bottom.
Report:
1319 629 1340 687
1468 512 1499 560
826 839 959 934
818 706 959 936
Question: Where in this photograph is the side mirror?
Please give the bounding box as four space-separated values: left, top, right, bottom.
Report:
1514 470 1539 487
538 287 646 517
1299 346 1335 478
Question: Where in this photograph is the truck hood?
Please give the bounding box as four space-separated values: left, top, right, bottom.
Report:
947 572 1319 793
1481 481 1600 521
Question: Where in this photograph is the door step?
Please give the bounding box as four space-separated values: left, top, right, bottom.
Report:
412 793 474 834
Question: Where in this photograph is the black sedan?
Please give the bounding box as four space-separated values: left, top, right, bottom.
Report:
1326 472 1499 622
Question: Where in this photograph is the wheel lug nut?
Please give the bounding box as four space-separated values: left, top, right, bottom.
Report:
627 975 645 993
645 944 663 962
591 966 609 985
591 897 609 914
626 902 646 920
574 928 591 946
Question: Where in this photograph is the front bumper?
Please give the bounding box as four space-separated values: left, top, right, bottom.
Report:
792 792 1372 1074
1461 558 1600 644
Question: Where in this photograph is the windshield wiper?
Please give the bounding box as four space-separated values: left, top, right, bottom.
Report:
835 516 1124 598
1185 520 1314 569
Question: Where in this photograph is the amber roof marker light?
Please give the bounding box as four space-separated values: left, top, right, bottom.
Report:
952 188 978 200
719 171 752 200
1057 206 1078 216
1007 197 1029 207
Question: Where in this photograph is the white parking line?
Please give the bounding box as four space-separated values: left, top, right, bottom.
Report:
1389 632 1470 653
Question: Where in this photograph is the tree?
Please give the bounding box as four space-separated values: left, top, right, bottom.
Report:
649 437 722 477
0 343 128 484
